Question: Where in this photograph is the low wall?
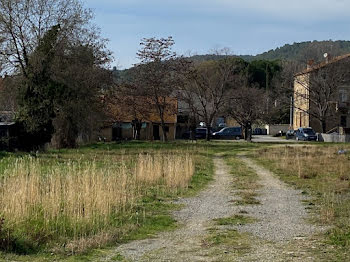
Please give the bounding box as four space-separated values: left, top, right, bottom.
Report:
264 124 290 136
319 133 350 143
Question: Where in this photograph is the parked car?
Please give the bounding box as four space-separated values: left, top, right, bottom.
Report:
253 128 267 135
295 127 317 141
286 129 296 140
212 127 242 140
182 128 212 139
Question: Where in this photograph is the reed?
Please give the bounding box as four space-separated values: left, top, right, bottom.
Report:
0 152 194 248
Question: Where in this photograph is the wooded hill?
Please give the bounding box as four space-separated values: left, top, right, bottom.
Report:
192 40 350 64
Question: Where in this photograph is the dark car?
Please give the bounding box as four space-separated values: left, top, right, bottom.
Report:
182 128 212 139
295 127 317 141
286 129 296 140
212 127 242 140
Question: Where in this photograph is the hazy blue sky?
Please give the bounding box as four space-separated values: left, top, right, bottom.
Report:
84 0 350 69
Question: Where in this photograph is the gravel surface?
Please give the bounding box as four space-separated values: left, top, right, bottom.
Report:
237 156 326 262
101 156 237 262
237 156 319 242
100 154 326 262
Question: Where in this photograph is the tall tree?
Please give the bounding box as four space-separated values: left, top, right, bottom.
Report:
135 36 181 142
50 44 111 148
0 0 111 149
181 57 246 140
227 74 267 141
0 0 96 75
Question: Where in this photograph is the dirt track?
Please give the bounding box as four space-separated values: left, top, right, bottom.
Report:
101 155 326 262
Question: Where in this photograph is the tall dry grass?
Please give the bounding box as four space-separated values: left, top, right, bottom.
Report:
258 145 350 237
0 152 194 245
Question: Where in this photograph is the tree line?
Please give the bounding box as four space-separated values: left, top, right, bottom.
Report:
1 0 338 149
112 39 292 142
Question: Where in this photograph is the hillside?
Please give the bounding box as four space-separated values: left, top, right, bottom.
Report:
114 40 350 81
191 40 350 64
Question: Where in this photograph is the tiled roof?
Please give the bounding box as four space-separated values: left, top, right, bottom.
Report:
295 53 350 76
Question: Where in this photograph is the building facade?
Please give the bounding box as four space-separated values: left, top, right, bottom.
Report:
293 54 350 133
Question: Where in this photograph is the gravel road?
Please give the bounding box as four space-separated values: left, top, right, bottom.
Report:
102 156 237 261
238 156 318 241
237 156 325 262
100 155 326 262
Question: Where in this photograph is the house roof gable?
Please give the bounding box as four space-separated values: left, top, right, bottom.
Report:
295 53 350 77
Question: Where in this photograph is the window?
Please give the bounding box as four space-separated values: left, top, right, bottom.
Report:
341 115 347 127
339 89 348 103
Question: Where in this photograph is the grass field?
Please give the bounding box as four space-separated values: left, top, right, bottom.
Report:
6 140 350 260
256 144 350 259
0 140 258 260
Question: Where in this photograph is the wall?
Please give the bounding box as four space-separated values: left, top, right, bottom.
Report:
99 123 176 141
265 124 290 136
319 133 350 143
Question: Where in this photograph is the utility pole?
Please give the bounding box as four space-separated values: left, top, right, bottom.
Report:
290 96 294 128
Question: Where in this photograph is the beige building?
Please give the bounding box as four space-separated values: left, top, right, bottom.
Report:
293 54 350 133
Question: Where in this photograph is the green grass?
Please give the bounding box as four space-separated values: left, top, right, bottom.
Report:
214 215 257 226
204 228 251 256
225 156 261 205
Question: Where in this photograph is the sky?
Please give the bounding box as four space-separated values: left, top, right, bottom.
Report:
84 0 350 69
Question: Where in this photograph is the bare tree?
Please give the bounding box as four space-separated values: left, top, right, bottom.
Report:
0 0 111 149
105 82 153 140
0 76 18 112
0 0 100 76
294 58 350 133
181 57 245 140
227 76 267 141
135 36 182 142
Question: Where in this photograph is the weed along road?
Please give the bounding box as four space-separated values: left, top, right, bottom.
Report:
102 150 331 262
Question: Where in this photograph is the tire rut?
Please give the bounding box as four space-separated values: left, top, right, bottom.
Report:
101 156 237 262
237 156 325 262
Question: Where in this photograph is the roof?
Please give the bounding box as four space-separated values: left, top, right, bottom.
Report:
295 53 350 76
105 95 177 124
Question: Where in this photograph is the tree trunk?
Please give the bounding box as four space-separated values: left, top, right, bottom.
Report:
247 122 252 142
321 119 327 133
160 118 168 142
206 124 211 141
132 119 142 140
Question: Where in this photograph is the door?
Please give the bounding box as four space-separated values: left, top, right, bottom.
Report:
153 125 160 140
112 126 122 141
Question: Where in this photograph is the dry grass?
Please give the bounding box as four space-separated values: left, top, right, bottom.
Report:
258 146 350 195
0 152 194 250
256 145 350 251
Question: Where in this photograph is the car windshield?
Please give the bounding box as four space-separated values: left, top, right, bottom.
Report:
303 129 315 135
